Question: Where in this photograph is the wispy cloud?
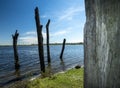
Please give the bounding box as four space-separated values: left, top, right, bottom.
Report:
19 31 37 44
25 31 36 35
19 31 46 44
41 15 47 18
19 27 71 44
50 27 72 37
51 30 67 37
58 6 84 21
19 36 37 44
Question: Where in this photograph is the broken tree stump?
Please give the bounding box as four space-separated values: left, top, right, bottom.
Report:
35 7 45 72
46 19 51 63
12 30 20 69
60 39 66 60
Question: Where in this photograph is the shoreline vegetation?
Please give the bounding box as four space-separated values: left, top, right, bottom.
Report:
0 42 84 47
4 68 83 88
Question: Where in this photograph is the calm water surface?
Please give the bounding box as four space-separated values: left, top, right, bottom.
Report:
0 45 83 86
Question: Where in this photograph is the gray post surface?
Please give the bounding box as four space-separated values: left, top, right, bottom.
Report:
84 0 120 88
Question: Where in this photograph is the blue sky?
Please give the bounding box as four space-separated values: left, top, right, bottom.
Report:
0 0 85 45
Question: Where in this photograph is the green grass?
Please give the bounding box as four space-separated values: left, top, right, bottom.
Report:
7 68 83 88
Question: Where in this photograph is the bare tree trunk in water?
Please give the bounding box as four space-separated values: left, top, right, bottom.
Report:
12 30 20 69
46 19 51 63
60 39 66 60
35 7 45 72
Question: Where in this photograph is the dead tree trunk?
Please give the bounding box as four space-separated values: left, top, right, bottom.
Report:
46 19 51 63
60 39 66 60
35 7 45 72
12 30 20 69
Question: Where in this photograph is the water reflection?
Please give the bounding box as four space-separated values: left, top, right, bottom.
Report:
60 60 65 71
14 68 20 81
46 63 52 75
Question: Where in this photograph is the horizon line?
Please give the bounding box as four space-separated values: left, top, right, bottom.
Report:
0 42 84 46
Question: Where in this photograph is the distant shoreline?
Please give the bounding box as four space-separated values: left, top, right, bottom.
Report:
0 42 84 46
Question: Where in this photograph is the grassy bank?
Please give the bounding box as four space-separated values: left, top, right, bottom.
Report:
7 68 83 88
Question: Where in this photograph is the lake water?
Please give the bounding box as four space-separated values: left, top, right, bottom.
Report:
0 45 83 86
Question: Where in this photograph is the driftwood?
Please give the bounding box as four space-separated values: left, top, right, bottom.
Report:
35 7 45 72
12 30 20 69
46 19 51 63
60 39 66 60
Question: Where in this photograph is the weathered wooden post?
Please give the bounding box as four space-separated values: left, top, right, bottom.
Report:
46 19 51 63
60 39 66 60
35 7 45 72
84 0 120 88
12 30 20 69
